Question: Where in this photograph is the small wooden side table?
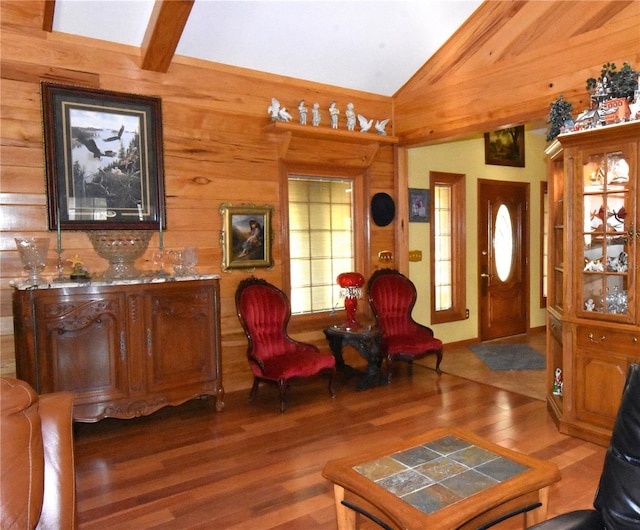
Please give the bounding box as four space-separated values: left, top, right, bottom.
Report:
323 324 386 390
323 427 561 529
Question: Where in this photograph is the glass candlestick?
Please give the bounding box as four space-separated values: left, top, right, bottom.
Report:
153 248 170 277
53 249 66 282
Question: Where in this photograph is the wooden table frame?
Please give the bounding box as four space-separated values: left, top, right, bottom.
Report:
323 427 561 529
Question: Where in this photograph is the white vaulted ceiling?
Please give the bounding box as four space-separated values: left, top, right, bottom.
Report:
50 0 483 97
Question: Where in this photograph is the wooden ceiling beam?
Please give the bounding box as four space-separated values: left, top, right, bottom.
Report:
42 0 55 32
141 0 194 73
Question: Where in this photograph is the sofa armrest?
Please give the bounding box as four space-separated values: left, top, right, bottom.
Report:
1 378 45 529
37 392 76 530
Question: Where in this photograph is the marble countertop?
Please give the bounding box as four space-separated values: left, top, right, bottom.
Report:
10 274 221 290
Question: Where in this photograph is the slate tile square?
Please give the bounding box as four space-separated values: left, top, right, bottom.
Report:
377 469 433 496
402 483 463 514
424 435 471 456
415 456 468 481
449 445 499 467
391 445 440 467
477 457 529 481
354 456 406 481
441 469 498 498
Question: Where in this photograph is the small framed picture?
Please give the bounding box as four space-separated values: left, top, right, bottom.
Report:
220 203 273 271
41 83 165 230
409 188 430 223
484 125 525 167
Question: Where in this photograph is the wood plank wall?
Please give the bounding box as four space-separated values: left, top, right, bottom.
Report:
0 2 395 392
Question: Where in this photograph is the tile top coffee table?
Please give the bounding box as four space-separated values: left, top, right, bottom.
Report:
322 427 561 530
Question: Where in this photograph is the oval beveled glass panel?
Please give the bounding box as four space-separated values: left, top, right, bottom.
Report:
494 204 513 281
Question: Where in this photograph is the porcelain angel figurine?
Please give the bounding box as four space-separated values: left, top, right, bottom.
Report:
298 100 307 125
345 103 356 131
312 103 321 127
329 101 340 129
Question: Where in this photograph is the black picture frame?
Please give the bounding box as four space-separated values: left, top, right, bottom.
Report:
484 125 525 167
409 188 430 223
220 203 273 271
41 83 165 230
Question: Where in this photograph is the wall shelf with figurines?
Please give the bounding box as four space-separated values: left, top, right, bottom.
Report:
264 120 398 145
265 97 397 156
264 99 397 168
264 120 396 169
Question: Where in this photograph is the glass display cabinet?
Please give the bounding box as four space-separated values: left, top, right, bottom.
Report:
546 121 640 446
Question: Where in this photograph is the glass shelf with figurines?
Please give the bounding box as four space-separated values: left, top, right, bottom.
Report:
578 144 634 322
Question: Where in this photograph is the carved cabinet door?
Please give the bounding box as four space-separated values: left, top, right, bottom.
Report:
34 290 129 404
143 282 219 394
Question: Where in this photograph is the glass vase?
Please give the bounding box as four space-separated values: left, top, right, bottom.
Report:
15 237 50 286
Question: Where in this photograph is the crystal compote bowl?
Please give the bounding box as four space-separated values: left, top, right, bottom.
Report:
87 230 153 279
15 237 50 286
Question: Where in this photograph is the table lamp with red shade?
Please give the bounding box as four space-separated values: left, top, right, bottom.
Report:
337 272 365 330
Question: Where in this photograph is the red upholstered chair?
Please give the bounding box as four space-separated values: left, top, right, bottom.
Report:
367 268 443 378
235 277 336 412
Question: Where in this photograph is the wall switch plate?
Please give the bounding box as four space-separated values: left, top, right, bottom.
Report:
378 250 393 262
408 250 422 262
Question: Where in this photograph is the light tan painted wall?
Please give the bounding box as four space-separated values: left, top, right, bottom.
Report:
407 129 548 343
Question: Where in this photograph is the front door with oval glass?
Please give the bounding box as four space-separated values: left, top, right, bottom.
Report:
478 180 529 340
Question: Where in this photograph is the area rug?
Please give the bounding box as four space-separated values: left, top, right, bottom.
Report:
467 344 546 371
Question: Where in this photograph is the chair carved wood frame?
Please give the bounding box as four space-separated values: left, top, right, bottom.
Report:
235 277 336 412
367 268 443 379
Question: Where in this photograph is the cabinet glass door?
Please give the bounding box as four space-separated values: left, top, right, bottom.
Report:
579 148 634 321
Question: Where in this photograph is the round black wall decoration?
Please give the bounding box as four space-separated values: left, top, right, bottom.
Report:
371 193 395 227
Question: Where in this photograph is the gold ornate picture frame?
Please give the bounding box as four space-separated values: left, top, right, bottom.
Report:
220 203 273 271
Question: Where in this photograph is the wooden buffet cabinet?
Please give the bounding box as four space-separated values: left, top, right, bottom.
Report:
546 121 640 446
12 276 224 422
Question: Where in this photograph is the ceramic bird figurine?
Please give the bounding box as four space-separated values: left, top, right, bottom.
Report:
375 119 390 136
268 98 281 121
278 107 293 122
357 114 373 133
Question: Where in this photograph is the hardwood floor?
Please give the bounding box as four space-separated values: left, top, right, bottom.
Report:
416 329 547 400
74 335 605 529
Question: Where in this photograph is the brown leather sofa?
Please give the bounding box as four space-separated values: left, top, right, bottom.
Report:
1 377 76 529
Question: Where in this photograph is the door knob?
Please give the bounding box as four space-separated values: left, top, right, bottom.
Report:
480 273 490 278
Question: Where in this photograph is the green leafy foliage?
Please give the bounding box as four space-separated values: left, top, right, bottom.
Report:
586 62 638 101
546 95 573 141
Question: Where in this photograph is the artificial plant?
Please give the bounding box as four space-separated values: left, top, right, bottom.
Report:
546 95 573 142
586 62 638 101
